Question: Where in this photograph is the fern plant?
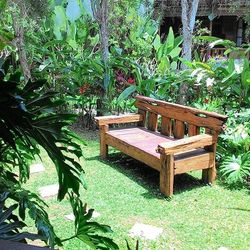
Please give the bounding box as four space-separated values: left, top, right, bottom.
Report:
220 154 250 185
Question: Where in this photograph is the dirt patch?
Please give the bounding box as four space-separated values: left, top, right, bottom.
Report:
70 125 99 141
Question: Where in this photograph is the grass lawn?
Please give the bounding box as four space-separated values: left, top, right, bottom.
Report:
25 129 250 250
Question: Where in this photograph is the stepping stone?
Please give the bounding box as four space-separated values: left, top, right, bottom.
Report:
30 163 45 174
38 184 59 198
129 223 163 240
65 213 75 221
65 211 101 221
218 248 229 250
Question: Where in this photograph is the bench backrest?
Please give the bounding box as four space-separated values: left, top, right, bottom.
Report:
135 95 227 139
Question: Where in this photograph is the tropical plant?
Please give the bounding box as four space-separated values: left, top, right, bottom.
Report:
218 109 250 186
0 58 118 249
220 154 250 185
116 27 183 103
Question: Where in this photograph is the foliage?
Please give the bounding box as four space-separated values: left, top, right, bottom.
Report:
0 191 43 242
69 193 118 249
116 27 183 103
218 109 250 186
220 154 250 185
0 58 118 248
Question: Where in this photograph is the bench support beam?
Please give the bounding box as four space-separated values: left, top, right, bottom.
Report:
202 143 217 184
100 125 109 159
160 154 174 197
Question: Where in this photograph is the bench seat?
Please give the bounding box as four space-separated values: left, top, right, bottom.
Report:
106 127 214 174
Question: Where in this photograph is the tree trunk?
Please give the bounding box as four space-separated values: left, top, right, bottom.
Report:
179 0 199 104
11 2 32 82
100 0 109 66
91 0 109 115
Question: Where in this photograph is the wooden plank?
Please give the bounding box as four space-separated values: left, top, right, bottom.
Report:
100 125 109 158
157 134 215 155
135 95 228 120
135 98 226 131
202 141 218 184
107 127 176 158
95 114 143 126
173 120 185 139
160 154 174 197
161 116 172 136
148 112 158 131
105 133 161 171
175 152 214 174
138 109 146 127
135 100 225 131
188 124 200 136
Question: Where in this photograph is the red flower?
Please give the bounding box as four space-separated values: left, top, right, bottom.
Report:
204 98 209 104
127 78 135 85
79 83 90 95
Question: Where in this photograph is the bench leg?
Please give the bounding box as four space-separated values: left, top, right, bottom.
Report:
100 125 109 159
160 154 174 197
202 146 216 184
202 165 216 184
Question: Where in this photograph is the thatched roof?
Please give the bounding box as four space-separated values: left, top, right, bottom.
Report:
154 0 249 17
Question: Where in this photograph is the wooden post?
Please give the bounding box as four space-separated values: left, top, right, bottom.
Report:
148 112 158 131
138 109 146 127
161 116 172 136
160 154 174 197
173 120 185 139
100 125 109 158
202 143 216 184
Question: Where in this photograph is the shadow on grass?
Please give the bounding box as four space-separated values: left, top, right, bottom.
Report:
226 207 250 212
215 177 250 195
86 152 207 200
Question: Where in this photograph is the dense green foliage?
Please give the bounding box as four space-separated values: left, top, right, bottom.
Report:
0 0 250 248
0 58 118 248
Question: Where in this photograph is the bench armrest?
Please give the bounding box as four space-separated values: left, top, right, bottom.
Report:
95 114 143 126
157 134 215 155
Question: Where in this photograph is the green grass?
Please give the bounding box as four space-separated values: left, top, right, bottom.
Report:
25 130 250 250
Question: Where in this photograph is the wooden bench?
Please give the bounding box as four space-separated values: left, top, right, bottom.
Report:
95 95 227 196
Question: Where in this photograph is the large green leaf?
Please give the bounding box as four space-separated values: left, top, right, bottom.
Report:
53 6 67 40
66 0 83 22
153 34 161 51
168 47 182 59
117 85 137 103
165 27 174 50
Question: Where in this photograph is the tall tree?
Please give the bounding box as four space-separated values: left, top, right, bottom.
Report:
91 0 109 67
179 0 199 104
91 0 109 115
11 1 32 82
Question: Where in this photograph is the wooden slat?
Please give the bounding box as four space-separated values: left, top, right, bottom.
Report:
202 137 218 184
157 134 215 155
161 116 172 136
105 133 161 170
135 95 228 120
173 120 185 139
100 125 109 158
188 124 200 136
95 114 143 126
135 96 227 131
138 109 147 127
148 112 158 131
175 152 214 174
160 154 174 197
